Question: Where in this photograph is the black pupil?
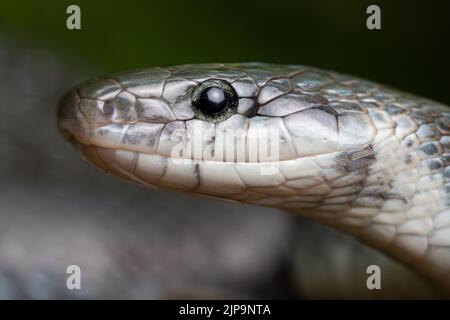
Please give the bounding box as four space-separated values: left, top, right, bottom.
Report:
198 86 229 115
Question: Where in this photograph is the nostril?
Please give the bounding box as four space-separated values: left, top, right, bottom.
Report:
102 101 114 117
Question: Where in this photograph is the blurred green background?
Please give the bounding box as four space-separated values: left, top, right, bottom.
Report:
0 0 449 103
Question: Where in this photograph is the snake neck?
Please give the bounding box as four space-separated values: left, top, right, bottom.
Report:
287 119 450 293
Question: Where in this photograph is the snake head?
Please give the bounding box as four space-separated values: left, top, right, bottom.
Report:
58 63 378 207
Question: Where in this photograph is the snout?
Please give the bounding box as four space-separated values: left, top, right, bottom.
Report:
57 90 91 145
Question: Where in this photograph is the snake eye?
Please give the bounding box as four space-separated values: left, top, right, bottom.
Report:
192 79 238 122
197 86 228 115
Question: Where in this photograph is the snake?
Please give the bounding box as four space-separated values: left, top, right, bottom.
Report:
57 62 450 295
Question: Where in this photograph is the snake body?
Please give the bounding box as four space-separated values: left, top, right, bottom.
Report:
58 63 450 294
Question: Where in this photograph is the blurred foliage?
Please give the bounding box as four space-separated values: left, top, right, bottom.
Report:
0 0 449 103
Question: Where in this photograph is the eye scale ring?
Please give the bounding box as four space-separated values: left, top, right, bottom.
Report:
191 79 238 123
